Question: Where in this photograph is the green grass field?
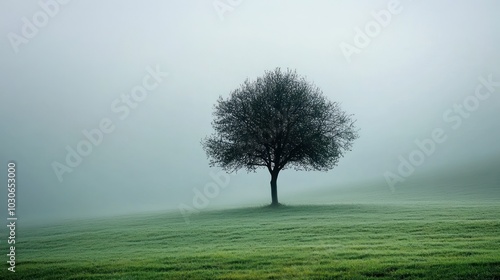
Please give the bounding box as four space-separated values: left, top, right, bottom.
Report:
2 160 499 279
2 201 499 279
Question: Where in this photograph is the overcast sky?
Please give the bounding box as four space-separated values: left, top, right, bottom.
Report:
1 0 499 222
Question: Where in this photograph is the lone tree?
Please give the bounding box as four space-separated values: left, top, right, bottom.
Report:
202 68 358 206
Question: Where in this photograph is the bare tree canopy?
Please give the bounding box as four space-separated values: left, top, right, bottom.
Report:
202 68 359 205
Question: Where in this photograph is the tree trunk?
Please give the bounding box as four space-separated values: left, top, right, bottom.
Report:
270 171 279 206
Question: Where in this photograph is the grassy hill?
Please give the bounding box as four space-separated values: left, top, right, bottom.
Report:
2 202 499 279
2 158 499 279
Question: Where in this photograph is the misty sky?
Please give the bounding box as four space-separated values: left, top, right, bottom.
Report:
1 0 499 222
